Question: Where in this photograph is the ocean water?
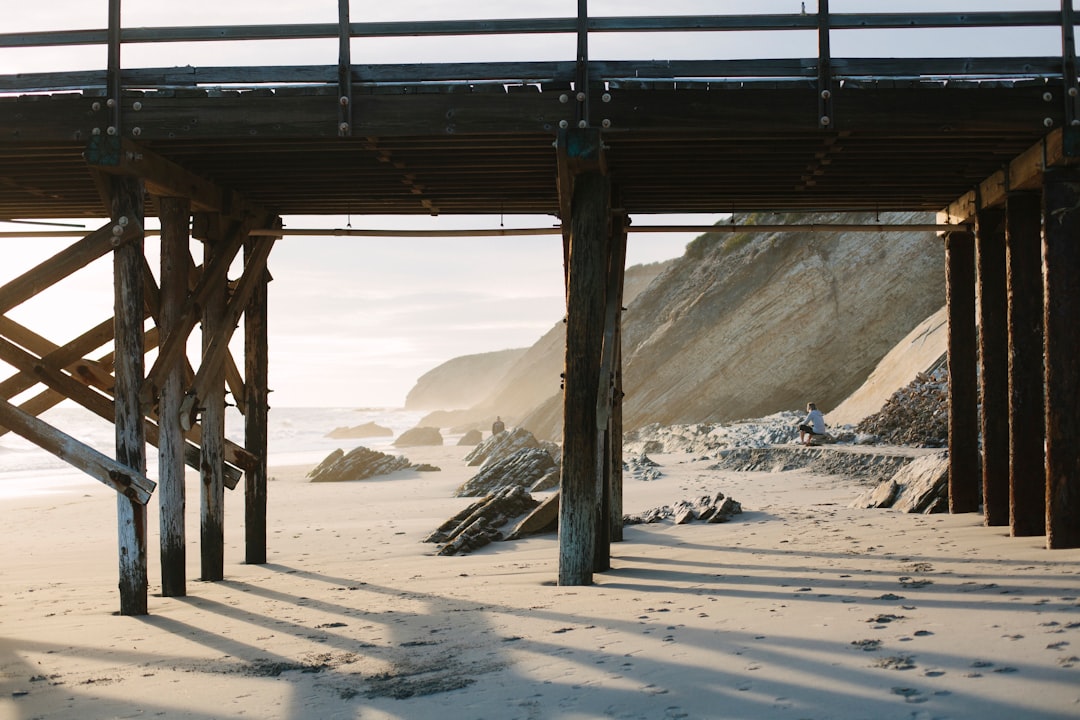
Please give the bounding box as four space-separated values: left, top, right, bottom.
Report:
0 405 429 498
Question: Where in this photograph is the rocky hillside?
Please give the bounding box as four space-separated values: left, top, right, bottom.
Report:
418 259 673 430
404 348 526 411
413 212 946 439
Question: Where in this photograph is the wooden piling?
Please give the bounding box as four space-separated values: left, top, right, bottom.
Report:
244 236 271 564
158 197 190 595
559 171 609 586
199 224 228 581
1005 193 1046 537
608 217 628 544
976 208 1009 526
1042 168 1080 549
111 174 148 615
945 230 980 514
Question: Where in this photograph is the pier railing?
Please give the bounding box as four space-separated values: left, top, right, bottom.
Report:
2 3 1077 132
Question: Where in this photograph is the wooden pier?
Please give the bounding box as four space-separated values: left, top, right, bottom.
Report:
1 3 1078 611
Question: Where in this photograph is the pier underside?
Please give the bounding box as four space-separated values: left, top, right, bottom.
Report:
1 5 1078 611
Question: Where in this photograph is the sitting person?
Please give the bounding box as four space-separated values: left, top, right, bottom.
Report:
798 402 827 445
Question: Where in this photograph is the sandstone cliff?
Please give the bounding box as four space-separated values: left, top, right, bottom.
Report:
412 212 946 440
405 347 526 411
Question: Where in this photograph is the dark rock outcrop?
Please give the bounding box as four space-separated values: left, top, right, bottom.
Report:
625 452 663 481
326 422 393 439
307 446 435 482
464 426 541 467
711 446 914 484
457 428 483 446
454 447 559 498
393 426 444 447
624 492 743 525
851 451 949 513
856 366 949 447
424 485 540 555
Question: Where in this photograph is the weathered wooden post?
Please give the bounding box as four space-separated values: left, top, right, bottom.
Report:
559 171 609 586
1042 167 1080 549
1005 192 1045 537
198 220 228 580
158 196 191 595
976 208 1009 525
111 174 148 615
945 229 980 513
607 216 627 545
245 236 271 564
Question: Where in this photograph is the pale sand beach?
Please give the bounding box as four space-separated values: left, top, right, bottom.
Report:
2 443 1079 720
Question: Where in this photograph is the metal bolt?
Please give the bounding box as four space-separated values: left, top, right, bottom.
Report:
820 116 831 126
339 122 350 133
118 216 129 226
92 127 101 136
91 101 101 111
340 95 349 106
559 119 569 129
1073 119 1080 126
601 118 611 128
578 120 587 128
576 92 586 102
1071 87 1079 97
131 126 141 136
601 92 612 103
106 126 117 135
132 101 142 111
106 98 115 108
112 224 124 237
559 93 569 103
1044 92 1054 102
1045 117 1055 128
821 89 831 100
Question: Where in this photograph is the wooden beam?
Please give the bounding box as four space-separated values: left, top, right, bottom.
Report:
158 196 190 597
142 230 244 407
224 350 246 415
942 129 1068 223
0 397 154 503
945 229 981 514
608 214 627 545
976 207 1010 526
1006 192 1046 537
86 138 239 215
110 172 150 616
186 236 275 412
1043 167 1080 549
200 228 228 582
244 235 271 565
0 325 244 489
559 171 609 586
0 222 138 316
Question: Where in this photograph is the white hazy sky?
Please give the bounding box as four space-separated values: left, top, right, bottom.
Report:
1 1 1059 407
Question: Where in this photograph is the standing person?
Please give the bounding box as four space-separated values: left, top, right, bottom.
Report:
491 416 505 435
798 403 826 445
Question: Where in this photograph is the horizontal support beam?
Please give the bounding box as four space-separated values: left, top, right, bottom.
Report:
0 397 155 504
0 12 1065 49
251 222 969 239
942 128 1080 223
1 57 1065 92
